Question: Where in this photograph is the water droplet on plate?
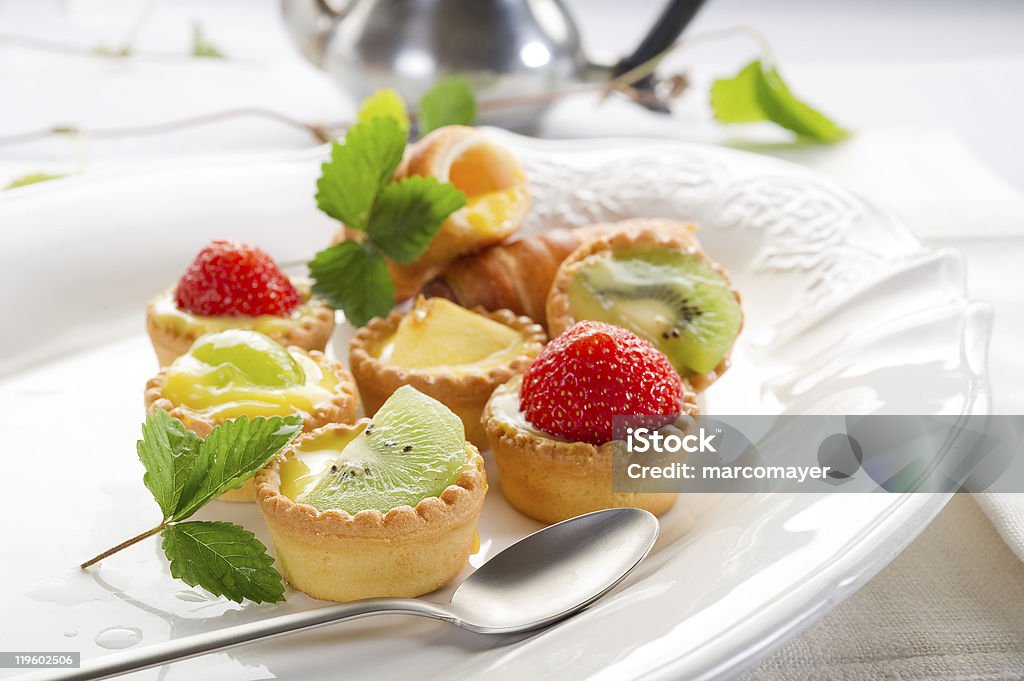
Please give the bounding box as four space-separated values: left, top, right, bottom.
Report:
175 589 209 603
26 570 104 606
64 630 78 638
95 626 142 649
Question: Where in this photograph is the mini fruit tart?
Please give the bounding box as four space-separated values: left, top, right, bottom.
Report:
147 239 335 366
546 219 743 392
483 320 699 524
145 329 359 502
255 385 487 602
349 296 545 448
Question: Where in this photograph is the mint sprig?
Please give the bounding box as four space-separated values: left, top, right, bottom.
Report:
137 409 204 518
81 411 302 604
163 521 284 604
174 415 305 519
418 76 477 134
309 240 396 327
315 118 407 232
710 60 847 144
369 176 469 263
190 22 225 59
357 88 410 134
309 89 468 327
5 172 67 190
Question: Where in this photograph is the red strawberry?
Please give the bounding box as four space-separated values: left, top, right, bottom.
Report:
520 321 683 445
175 239 301 317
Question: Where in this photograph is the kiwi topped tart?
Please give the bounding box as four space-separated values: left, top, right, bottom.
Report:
349 296 546 448
256 386 488 602
145 329 359 501
547 220 743 391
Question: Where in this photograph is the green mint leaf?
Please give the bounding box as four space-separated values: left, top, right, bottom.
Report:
162 521 284 604
367 176 467 264
191 21 225 59
5 172 67 190
137 410 204 518
309 241 395 327
358 89 410 134
418 76 477 134
316 118 407 231
172 415 303 520
710 60 847 143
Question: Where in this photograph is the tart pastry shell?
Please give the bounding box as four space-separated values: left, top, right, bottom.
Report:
545 218 742 392
482 376 699 524
255 422 488 602
144 349 360 502
145 285 336 367
349 306 545 449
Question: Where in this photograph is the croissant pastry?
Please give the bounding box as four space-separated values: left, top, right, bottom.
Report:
334 125 530 301
422 218 697 327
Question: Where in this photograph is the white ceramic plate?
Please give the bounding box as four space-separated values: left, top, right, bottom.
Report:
0 131 991 681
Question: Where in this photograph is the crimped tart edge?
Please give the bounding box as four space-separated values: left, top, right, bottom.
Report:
349 305 547 400
144 348 360 438
545 219 742 393
255 421 488 539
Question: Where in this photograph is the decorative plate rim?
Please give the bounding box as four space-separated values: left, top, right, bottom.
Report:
0 131 993 681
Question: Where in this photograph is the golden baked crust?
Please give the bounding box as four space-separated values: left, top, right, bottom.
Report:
349 306 545 448
145 282 336 367
144 349 360 502
255 422 488 602
545 219 742 392
482 375 699 524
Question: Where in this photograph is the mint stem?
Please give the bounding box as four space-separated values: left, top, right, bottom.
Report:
80 521 167 569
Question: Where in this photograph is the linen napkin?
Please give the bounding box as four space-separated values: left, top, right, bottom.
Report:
743 494 1024 680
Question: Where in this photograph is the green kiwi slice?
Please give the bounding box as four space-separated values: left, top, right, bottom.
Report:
298 385 467 514
566 246 742 376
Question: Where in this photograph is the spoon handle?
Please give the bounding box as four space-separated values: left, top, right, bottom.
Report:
22 599 456 681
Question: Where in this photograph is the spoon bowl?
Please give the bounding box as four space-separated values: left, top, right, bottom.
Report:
451 508 660 633
34 508 659 681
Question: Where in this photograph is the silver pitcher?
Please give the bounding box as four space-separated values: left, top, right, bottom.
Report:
282 0 705 131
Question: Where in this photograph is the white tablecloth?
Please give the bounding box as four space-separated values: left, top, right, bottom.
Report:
2 0 1023 678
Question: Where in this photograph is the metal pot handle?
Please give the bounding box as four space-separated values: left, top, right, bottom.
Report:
314 0 354 18
615 0 705 85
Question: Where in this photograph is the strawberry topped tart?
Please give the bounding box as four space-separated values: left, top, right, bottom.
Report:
146 239 336 366
482 320 698 523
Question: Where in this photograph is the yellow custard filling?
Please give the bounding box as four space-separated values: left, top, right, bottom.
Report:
150 278 321 336
460 185 527 236
373 297 528 375
162 330 338 422
279 426 366 501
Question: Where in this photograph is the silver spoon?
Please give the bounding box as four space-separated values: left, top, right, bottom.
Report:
31 508 659 681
